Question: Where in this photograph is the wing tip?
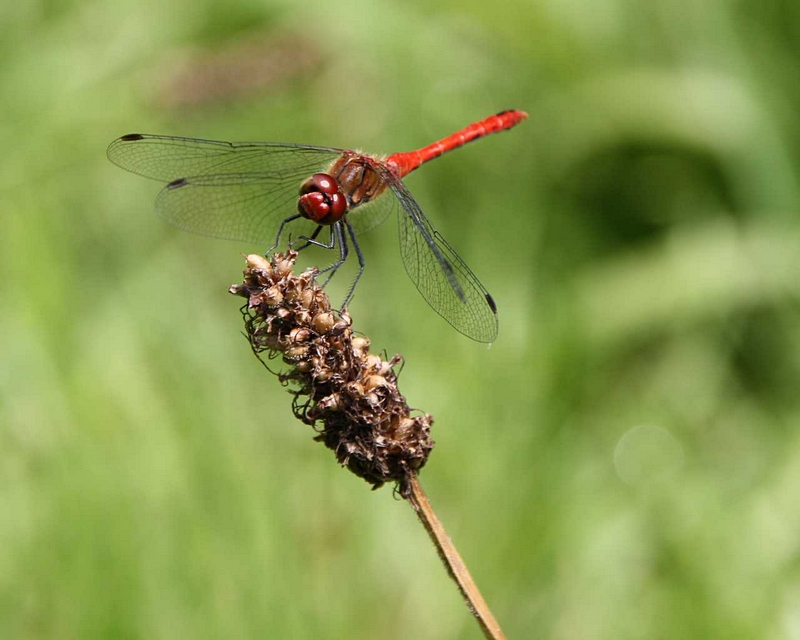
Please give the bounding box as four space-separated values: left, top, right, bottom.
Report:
107 134 145 166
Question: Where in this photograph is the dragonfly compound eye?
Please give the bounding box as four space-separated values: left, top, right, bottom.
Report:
298 173 347 224
300 173 339 196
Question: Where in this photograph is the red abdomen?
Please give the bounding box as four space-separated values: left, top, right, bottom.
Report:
386 109 528 178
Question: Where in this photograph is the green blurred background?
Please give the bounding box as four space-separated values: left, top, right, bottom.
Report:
2 0 799 638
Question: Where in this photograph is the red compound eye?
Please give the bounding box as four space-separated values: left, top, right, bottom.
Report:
300 173 339 196
329 192 347 218
297 173 348 224
298 191 330 222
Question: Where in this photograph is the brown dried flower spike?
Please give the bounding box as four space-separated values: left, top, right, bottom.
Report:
230 250 434 496
230 251 505 639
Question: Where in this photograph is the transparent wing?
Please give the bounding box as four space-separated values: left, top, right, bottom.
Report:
153 172 327 245
374 167 499 343
107 133 344 182
346 194 394 235
107 134 344 245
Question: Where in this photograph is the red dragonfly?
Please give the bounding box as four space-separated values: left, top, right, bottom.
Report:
108 110 527 342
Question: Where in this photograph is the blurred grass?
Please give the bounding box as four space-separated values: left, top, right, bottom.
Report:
2 0 800 638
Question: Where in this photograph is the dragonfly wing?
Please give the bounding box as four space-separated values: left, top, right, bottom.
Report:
346 194 394 235
107 134 343 182
155 172 321 245
108 134 346 246
377 169 499 343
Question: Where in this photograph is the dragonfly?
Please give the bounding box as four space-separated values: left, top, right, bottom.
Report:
107 109 527 342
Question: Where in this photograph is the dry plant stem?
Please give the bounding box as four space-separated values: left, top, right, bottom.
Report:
407 475 506 640
232 252 504 638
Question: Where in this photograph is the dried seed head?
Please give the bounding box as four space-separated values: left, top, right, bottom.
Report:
352 336 370 358
345 381 365 397
364 374 388 391
312 312 335 334
294 309 312 326
364 354 382 372
231 251 434 494
300 288 315 308
377 360 394 376
317 393 341 411
296 360 313 373
289 327 310 343
284 345 309 361
229 283 247 298
334 313 352 332
273 258 293 277
283 285 300 302
395 417 417 438
313 290 331 311
264 285 284 306
246 253 272 273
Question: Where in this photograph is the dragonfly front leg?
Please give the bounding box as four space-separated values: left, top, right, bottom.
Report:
266 213 303 255
293 225 335 251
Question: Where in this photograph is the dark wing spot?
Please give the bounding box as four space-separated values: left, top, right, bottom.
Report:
120 133 145 141
495 109 511 117
167 177 188 190
485 293 498 314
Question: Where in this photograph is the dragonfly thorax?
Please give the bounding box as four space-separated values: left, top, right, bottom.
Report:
329 154 389 207
297 154 389 226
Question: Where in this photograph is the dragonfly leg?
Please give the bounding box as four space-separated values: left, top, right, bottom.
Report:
293 225 335 251
318 222 348 287
341 218 365 309
266 213 303 255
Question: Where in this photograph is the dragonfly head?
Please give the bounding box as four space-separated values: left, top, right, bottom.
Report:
298 173 348 225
